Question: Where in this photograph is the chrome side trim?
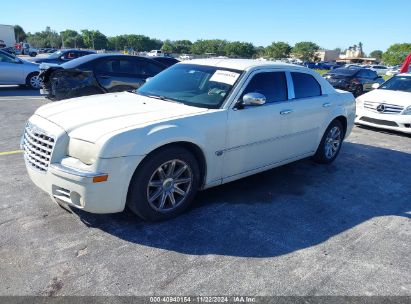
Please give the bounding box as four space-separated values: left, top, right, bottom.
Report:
49 163 106 178
223 127 318 153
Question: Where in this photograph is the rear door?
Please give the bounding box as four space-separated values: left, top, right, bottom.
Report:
278 71 332 157
93 57 140 92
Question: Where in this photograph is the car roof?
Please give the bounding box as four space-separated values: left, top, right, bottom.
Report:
60 53 160 68
179 58 303 71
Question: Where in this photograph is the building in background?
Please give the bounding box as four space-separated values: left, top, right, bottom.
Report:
316 49 341 61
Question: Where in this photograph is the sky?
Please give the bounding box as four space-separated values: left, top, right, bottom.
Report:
2 0 410 53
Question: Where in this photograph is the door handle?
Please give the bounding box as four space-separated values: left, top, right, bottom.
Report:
280 110 293 115
322 103 331 108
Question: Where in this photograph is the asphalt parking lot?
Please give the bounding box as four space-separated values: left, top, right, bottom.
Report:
0 86 410 296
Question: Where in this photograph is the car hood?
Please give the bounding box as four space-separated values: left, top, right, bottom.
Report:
34 92 209 142
359 89 411 107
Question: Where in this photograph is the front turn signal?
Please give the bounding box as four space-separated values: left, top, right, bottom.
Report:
93 175 108 183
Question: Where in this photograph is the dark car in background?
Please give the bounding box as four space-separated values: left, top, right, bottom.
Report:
31 49 95 65
39 54 171 101
323 68 385 96
150 56 179 67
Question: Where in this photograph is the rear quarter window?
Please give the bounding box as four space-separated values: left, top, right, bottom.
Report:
291 72 322 98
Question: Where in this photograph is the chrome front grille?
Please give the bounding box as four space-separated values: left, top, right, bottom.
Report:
23 123 55 172
363 101 404 114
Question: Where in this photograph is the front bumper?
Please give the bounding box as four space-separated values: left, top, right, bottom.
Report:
23 114 144 213
26 155 144 213
355 108 411 134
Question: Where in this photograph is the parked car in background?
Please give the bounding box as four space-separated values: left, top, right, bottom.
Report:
30 49 95 65
147 50 164 57
179 54 193 60
365 65 389 76
16 42 38 57
0 49 42 89
1 47 16 55
323 68 384 96
385 65 403 76
39 54 168 100
23 59 355 221
356 73 411 134
149 56 179 67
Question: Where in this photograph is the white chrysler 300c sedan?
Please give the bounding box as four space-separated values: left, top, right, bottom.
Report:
22 59 355 221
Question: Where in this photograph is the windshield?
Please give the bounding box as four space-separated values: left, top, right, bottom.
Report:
136 64 243 109
379 76 411 92
330 68 357 76
48 50 63 59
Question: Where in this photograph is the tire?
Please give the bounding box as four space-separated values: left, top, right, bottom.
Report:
29 52 37 57
354 85 363 97
127 146 201 221
312 120 344 164
25 72 42 90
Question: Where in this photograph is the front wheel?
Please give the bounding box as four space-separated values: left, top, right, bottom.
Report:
26 72 42 89
312 120 344 164
127 146 200 221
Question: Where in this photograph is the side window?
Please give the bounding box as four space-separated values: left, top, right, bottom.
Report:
94 59 115 74
291 72 321 98
368 70 378 79
64 52 77 60
241 72 288 103
94 59 135 75
0 53 15 63
138 60 164 76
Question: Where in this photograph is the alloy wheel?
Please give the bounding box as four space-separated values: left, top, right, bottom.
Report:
147 159 193 213
30 75 42 89
324 126 342 159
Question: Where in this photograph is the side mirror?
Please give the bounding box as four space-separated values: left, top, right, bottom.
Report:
371 83 380 89
242 92 266 106
14 58 21 64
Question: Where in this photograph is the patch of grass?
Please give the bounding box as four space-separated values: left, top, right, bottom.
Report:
313 69 329 75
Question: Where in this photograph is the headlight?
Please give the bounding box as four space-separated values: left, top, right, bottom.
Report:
67 138 99 165
403 106 411 115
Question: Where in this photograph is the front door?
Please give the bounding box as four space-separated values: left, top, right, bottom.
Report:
0 52 23 84
223 70 291 179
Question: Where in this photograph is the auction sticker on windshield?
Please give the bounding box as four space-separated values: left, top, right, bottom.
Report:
210 70 240 85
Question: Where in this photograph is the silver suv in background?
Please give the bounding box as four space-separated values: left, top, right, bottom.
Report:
0 50 42 89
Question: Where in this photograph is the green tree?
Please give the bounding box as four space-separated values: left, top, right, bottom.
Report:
382 44 411 65
191 39 227 55
60 30 83 48
14 25 26 43
265 41 292 59
173 40 192 54
81 30 108 50
161 40 175 53
224 41 255 58
26 27 62 48
292 41 320 61
369 50 383 60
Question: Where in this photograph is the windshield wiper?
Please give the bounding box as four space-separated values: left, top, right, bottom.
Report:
136 92 184 104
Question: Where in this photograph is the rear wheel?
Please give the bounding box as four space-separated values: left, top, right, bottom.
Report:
127 146 200 221
312 120 344 164
25 72 42 89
